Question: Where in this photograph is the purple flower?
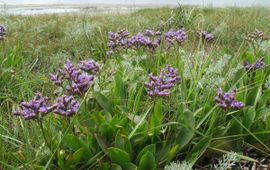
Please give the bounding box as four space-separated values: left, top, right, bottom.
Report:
117 29 130 37
52 95 80 117
50 69 66 86
107 29 131 55
79 59 100 74
247 29 266 42
66 72 94 95
145 65 180 98
254 58 265 69
144 29 156 36
0 24 7 40
51 60 98 96
197 30 214 42
130 33 152 46
244 58 265 71
164 65 181 84
13 92 53 120
64 60 95 95
144 29 161 37
106 50 113 56
165 29 187 46
215 88 245 111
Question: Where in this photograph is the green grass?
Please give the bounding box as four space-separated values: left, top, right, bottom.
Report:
1 6 270 169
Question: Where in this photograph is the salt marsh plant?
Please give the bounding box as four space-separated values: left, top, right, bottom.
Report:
1 6 270 170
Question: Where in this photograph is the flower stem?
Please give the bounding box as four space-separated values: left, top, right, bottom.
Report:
38 118 52 153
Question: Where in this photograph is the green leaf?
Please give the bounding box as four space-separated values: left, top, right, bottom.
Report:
227 119 243 135
114 73 126 105
174 109 195 148
99 163 110 170
138 151 156 170
108 147 131 167
115 131 132 155
111 163 122 170
167 144 180 163
136 144 156 164
246 85 262 106
133 86 144 114
258 89 270 109
87 134 95 151
122 163 137 170
243 107 256 130
150 99 163 135
99 123 115 138
266 115 270 130
63 134 83 151
70 147 93 162
187 136 212 163
95 134 108 153
95 92 113 114
128 106 153 140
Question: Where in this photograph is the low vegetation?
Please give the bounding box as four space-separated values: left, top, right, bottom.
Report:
1 6 270 169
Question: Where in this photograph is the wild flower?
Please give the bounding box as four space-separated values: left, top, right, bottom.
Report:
244 58 265 71
144 29 162 37
51 59 99 95
13 92 53 120
0 24 7 40
50 69 66 86
215 88 245 110
65 60 95 95
144 29 156 36
165 28 187 46
107 28 187 55
246 29 267 42
107 29 131 54
66 72 94 95
145 65 180 98
197 30 214 42
164 65 181 84
106 50 113 56
79 59 100 74
51 95 80 117
130 32 152 46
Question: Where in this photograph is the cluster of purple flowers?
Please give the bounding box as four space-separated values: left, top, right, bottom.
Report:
50 59 100 95
107 29 161 55
80 59 100 74
107 29 131 55
144 65 181 98
244 58 265 72
52 95 80 117
13 92 53 120
164 29 187 46
14 59 100 120
0 24 7 40
215 88 245 111
130 32 160 50
197 30 214 42
107 28 187 55
144 29 162 37
247 29 266 42
14 92 80 119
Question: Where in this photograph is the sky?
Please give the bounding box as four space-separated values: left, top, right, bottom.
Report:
1 0 270 6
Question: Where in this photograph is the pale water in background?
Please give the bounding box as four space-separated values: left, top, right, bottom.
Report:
1 0 270 15
2 0 270 6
